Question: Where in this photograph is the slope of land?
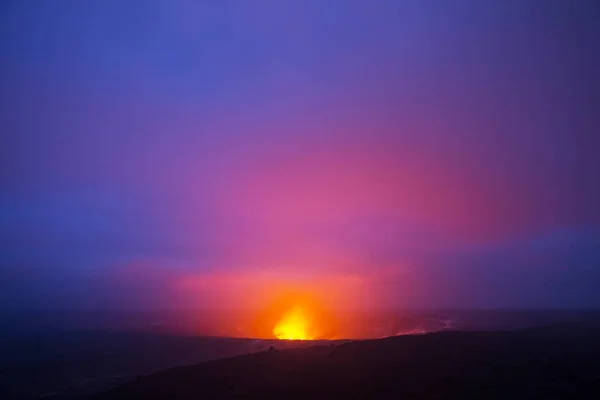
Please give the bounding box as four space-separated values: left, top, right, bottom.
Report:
99 323 600 399
0 332 332 399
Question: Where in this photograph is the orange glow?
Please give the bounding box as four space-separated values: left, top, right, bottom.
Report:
273 305 314 340
252 285 340 340
173 270 387 338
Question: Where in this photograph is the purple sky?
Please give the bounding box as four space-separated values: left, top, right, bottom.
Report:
1 0 599 311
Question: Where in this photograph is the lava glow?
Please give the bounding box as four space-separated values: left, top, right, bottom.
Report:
273 305 314 340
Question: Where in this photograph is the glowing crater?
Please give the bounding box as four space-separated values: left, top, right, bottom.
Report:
273 305 314 340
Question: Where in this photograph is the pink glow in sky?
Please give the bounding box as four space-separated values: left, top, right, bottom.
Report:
1 0 599 321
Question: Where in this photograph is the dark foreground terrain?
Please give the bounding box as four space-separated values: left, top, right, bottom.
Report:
0 333 328 399
100 324 600 399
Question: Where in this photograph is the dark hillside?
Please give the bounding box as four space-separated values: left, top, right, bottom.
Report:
100 324 600 399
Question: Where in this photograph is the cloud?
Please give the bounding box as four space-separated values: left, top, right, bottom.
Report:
1 0 599 311
0 188 187 272
1 185 599 310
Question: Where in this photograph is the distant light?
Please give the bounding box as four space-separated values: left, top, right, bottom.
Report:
273 305 314 340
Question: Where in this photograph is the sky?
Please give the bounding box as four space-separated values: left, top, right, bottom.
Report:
1 0 599 313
